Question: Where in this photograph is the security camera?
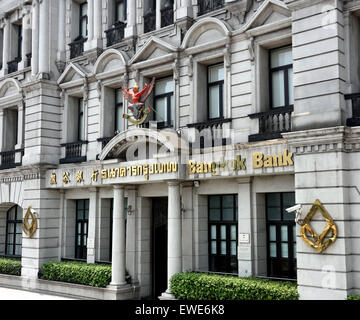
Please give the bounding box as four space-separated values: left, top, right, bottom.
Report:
285 204 301 213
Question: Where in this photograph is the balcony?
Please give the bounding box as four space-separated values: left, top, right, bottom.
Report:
161 5 174 28
7 57 21 74
0 149 24 170
69 36 87 59
187 118 232 148
105 21 126 47
345 93 360 126
198 0 224 16
248 106 293 142
144 10 156 33
60 141 88 164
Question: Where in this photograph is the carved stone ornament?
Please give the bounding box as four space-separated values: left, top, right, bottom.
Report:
22 206 38 238
300 199 338 253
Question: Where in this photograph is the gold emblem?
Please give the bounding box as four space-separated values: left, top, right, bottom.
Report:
91 169 99 182
22 206 37 238
300 199 338 253
63 172 70 184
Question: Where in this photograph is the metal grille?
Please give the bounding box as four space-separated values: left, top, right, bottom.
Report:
69 37 86 59
198 0 224 16
105 21 126 47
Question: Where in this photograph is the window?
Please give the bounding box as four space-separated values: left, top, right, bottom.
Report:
17 24 22 60
208 64 224 119
77 98 85 141
154 77 174 128
208 195 238 274
270 46 293 108
115 89 124 132
198 0 224 16
75 199 89 260
5 205 22 257
115 0 127 22
266 192 297 279
161 0 174 28
144 0 156 33
79 2 88 38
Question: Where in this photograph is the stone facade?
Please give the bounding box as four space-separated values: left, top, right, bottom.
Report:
0 0 359 300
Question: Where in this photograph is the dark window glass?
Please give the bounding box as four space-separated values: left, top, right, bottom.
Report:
208 64 224 120
79 2 88 38
270 46 293 108
266 192 297 279
78 98 85 141
154 77 174 129
17 24 22 59
75 199 89 260
5 205 22 257
208 194 238 273
115 89 124 132
115 0 127 22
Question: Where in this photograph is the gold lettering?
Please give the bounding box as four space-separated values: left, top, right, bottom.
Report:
235 155 246 170
196 162 204 174
171 162 178 173
143 165 149 180
63 172 70 184
115 168 120 177
50 173 57 185
188 160 196 174
132 166 137 176
101 169 107 179
273 155 282 167
158 163 164 173
76 171 84 183
282 149 294 166
91 170 99 182
137 165 143 176
120 168 126 177
253 152 263 169
263 155 273 168
167 162 172 173
149 164 154 175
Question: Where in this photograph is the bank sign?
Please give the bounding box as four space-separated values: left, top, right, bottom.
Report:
46 149 294 188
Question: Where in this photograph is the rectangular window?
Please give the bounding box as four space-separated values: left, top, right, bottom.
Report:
5 206 22 257
75 199 89 260
208 64 224 120
78 98 85 141
79 2 88 38
208 194 238 274
115 88 124 132
115 0 127 22
266 192 297 279
154 77 174 129
270 46 293 108
17 24 22 59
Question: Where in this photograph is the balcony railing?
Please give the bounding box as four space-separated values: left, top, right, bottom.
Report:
0 149 24 170
248 106 293 142
7 57 21 74
345 93 360 126
198 0 224 16
105 21 126 47
161 5 174 28
69 36 87 59
187 118 232 148
98 136 115 149
144 10 156 33
60 141 88 164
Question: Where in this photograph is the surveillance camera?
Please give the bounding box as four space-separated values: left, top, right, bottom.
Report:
285 204 302 213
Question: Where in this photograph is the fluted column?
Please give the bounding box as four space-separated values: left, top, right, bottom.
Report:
109 185 127 288
31 0 39 76
163 181 182 297
38 0 49 76
124 0 136 38
2 18 10 75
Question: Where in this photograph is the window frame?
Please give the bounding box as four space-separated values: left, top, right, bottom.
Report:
153 76 174 129
115 88 124 132
269 45 293 109
207 63 224 120
79 2 88 38
208 194 238 274
5 205 22 258
115 0 127 23
77 98 84 141
75 199 89 260
17 24 22 60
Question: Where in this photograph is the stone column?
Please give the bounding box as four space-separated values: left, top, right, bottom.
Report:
57 0 66 65
237 178 253 277
38 0 49 76
162 181 182 298
126 187 137 284
84 0 94 51
31 0 39 76
2 18 10 75
19 8 32 70
124 0 136 38
109 185 127 288
156 0 161 30
87 188 98 264
58 190 65 260
93 0 102 47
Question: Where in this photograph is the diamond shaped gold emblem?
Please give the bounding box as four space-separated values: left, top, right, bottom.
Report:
300 199 338 253
22 206 37 238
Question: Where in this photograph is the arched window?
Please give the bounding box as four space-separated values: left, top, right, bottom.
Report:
5 205 22 257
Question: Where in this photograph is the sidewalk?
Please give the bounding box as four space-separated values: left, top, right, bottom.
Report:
0 286 77 300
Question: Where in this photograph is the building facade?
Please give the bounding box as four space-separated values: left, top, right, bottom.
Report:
0 0 359 300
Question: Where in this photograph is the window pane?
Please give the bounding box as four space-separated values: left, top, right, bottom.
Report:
8 223 14 234
15 234 22 245
15 245 21 255
78 101 85 140
221 241 226 255
83 235 87 246
81 18 87 37
209 85 220 119
16 207 22 220
222 208 233 221
288 68 294 105
211 241 217 254
81 3 88 16
16 223 22 234
7 245 13 254
222 195 234 208
271 47 292 68
7 234 13 244
84 222 88 234
78 200 84 210
211 225 217 239
267 207 281 221
209 209 220 221
270 242 277 258
267 193 280 207
281 243 289 258
155 96 167 122
116 104 123 132
85 200 89 210
155 78 173 95
293 244 297 259
281 225 288 242
293 225 296 243
269 225 276 242
231 241 237 256
220 225 226 240
84 209 89 220
208 64 224 82
77 223 82 233
230 225 236 241
209 196 221 209
272 70 285 108
8 207 15 220
116 89 123 104
77 235 81 246
283 192 295 208
116 2 125 21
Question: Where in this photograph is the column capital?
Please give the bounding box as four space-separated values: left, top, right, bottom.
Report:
168 180 180 187
114 185 125 190
89 187 98 193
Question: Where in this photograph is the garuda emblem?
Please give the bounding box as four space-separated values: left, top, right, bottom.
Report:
122 77 155 125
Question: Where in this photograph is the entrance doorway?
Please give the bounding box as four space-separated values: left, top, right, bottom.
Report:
151 197 168 298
